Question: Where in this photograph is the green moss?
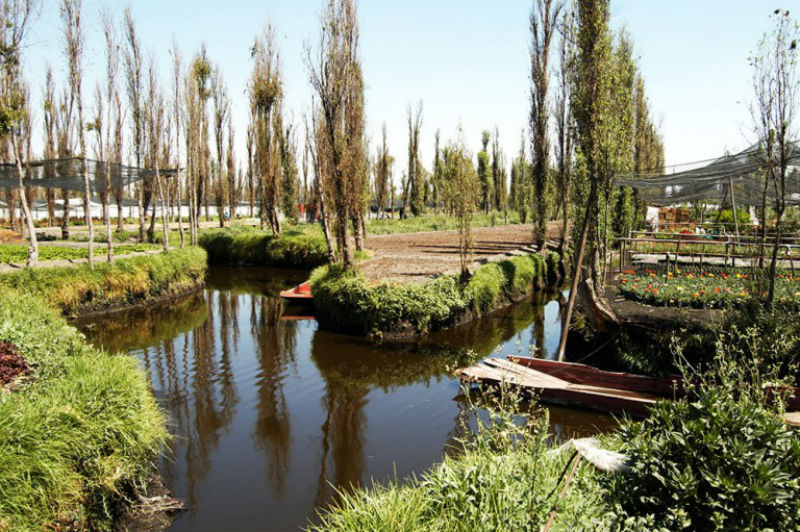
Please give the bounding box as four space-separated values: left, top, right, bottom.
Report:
199 229 328 268
0 247 207 315
311 252 566 336
0 289 169 531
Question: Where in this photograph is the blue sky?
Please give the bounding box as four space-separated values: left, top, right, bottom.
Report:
22 0 783 184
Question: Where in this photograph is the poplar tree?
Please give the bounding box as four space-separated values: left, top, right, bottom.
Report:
477 130 492 213
530 0 562 249
407 101 423 216
374 123 390 218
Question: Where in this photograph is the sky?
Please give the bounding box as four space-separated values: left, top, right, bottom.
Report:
21 0 786 186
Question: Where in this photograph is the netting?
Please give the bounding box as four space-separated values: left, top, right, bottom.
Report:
0 157 177 194
614 142 800 206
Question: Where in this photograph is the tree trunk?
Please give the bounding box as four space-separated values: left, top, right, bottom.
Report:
61 189 70 239
11 136 37 266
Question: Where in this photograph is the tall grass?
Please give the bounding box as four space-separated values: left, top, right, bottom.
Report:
0 247 207 315
0 289 169 531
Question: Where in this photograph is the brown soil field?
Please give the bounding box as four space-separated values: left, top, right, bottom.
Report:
359 221 562 284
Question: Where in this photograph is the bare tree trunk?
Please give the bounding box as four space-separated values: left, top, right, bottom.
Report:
11 135 37 266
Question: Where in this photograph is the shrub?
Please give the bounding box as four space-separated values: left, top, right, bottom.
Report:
607 354 800 532
0 289 168 530
464 263 504 311
199 229 328 268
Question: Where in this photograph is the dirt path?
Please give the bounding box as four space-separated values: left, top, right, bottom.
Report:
359 221 563 284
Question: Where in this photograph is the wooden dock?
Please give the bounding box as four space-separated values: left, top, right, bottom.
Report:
455 357 659 418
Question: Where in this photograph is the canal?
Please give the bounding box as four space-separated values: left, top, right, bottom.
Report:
78 267 616 531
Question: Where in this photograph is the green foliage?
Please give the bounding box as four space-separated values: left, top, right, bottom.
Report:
311 252 563 336
606 355 800 532
0 247 207 315
0 289 168 531
714 208 751 228
199 229 328 268
0 243 159 263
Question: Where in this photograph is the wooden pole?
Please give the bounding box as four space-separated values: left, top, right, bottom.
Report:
556 187 597 362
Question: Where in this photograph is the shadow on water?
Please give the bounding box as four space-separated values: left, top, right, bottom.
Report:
77 266 617 532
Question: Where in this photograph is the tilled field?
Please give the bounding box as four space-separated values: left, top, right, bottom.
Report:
359 221 562 284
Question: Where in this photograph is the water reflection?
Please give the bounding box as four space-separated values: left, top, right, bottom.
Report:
78 267 615 532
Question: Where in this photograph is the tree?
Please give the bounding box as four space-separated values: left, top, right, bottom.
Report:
530 0 562 250
100 6 118 261
280 121 300 224
432 129 444 214
62 0 94 266
374 123 390 218
407 101 423 216
511 131 531 222
554 9 573 255
443 131 480 277
250 24 282 235
306 0 364 269
750 9 799 304
477 130 492 213
212 66 229 227
170 39 185 248
0 0 38 265
491 126 507 217
42 67 57 228
123 6 146 241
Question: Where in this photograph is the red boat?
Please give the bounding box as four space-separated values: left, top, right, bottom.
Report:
279 281 313 301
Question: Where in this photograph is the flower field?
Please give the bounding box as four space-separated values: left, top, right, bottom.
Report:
618 268 800 308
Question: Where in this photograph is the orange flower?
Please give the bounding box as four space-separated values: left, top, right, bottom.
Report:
693 292 700 298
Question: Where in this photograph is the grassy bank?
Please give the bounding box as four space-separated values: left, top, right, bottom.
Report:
199 229 329 269
0 289 169 531
311 251 565 336
0 247 207 316
0 243 161 263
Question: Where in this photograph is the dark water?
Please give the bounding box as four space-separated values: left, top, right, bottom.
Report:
78 267 616 532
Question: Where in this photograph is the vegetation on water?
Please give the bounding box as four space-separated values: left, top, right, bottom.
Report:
618 268 800 309
0 288 168 531
310 251 563 336
0 243 160 264
0 247 207 315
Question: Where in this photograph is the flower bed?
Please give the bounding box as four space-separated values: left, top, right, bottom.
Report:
618 268 800 308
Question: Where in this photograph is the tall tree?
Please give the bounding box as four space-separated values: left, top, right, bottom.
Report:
374 123 390 218
432 129 444 214
123 7 146 241
306 0 364 269
250 24 282 235
42 67 57 228
212 66 229 227
62 0 94 266
280 121 300 224
170 40 185 248
750 9 799 304
443 131 480 277
100 7 117 261
530 0 562 250
491 126 506 216
554 9 573 255
407 101 423 216
0 0 38 265
477 130 492 213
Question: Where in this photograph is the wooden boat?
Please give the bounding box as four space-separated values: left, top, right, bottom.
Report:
508 356 683 397
457 356 800 419
455 357 659 417
279 281 313 302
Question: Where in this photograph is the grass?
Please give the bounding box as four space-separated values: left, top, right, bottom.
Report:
310 251 564 336
0 247 207 315
0 243 160 263
0 288 169 531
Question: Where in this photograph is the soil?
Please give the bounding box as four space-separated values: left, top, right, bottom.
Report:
0 341 32 387
359 221 562 284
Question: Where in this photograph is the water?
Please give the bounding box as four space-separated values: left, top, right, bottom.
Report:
78 267 616 531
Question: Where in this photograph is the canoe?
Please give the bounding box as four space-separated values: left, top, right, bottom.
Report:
456 357 659 418
508 356 683 397
508 356 800 412
279 281 313 301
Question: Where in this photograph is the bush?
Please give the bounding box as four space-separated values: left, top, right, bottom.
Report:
311 252 564 336
0 289 168 530
607 354 800 532
199 229 328 268
0 247 207 315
